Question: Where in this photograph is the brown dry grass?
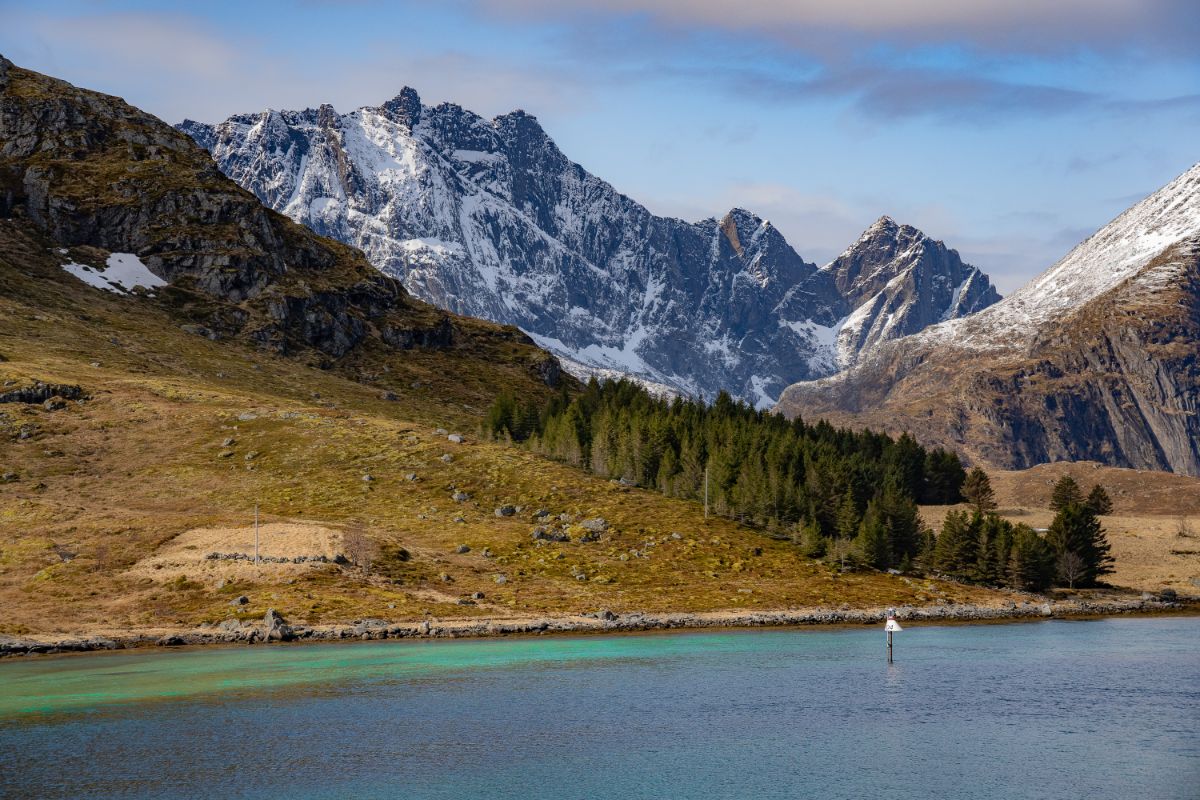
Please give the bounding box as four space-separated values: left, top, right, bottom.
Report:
920 460 1200 593
0 223 1018 639
125 523 342 582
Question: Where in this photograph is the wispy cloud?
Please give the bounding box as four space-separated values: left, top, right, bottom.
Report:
471 0 1200 57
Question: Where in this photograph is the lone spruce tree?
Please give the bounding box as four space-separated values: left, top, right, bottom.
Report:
1046 504 1114 587
962 467 997 514
1049 476 1083 512
1085 484 1114 516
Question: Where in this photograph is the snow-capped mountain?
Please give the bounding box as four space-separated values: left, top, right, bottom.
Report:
179 90 998 406
777 162 1200 475
821 216 999 369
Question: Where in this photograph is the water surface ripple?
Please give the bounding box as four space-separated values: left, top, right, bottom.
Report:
0 617 1196 799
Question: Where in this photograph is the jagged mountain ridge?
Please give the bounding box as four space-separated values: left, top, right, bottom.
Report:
179 90 999 405
777 162 1200 475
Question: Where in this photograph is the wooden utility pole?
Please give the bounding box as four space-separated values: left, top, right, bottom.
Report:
254 504 260 566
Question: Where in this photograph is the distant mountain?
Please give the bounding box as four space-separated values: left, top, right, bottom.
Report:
179 91 999 405
821 215 999 370
777 163 1200 475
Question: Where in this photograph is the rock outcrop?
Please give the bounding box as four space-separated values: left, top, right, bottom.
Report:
0 55 553 380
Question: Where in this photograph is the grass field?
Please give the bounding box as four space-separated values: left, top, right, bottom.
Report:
920 461 1200 594
0 222 1017 639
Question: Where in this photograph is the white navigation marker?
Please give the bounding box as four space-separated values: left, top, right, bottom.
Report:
885 608 902 663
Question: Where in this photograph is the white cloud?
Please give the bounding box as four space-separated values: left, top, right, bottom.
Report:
472 0 1197 55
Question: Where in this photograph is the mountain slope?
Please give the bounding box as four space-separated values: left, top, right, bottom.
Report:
0 57 1019 640
777 163 1200 475
0 55 562 392
180 92 1000 405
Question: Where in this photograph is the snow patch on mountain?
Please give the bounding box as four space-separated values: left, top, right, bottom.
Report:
62 253 166 295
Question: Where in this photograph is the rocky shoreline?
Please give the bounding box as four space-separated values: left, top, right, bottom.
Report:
1 595 1193 658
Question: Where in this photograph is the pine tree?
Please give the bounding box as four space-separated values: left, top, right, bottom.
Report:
1006 525 1055 591
854 500 890 570
934 509 979 580
922 448 966 504
835 489 861 541
879 483 921 565
962 467 997 514
1046 504 1114 587
1049 476 1083 512
1085 484 1114 516
794 519 826 559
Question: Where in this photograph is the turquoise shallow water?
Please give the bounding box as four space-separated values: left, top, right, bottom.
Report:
0 617 1197 799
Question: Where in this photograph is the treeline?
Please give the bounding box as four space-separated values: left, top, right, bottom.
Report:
485 379 965 567
485 381 1117 594
925 472 1114 591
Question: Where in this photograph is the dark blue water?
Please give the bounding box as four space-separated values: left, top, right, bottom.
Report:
1 617 1197 799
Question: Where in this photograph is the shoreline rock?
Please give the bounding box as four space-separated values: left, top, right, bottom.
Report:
1 597 1193 658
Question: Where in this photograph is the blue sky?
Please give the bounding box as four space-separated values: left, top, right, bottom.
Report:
2 0 1197 292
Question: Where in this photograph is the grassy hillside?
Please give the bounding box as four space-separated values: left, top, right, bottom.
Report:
0 221 1020 638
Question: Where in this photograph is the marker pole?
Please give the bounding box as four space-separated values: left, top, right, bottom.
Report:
887 628 893 664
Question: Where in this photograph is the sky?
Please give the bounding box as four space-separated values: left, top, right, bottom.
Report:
2 0 1198 293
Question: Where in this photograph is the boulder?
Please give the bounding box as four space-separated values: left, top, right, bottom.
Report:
230 594 249 606
263 609 295 641
495 505 516 517
42 396 67 411
531 526 569 543
580 518 608 532
447 433 465 444
456 544 471 554
440 454 453 463
452 491 470 502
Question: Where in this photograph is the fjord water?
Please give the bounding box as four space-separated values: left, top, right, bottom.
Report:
1 618 1196 799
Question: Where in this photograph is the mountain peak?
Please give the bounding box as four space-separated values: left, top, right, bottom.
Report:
380 86 422 127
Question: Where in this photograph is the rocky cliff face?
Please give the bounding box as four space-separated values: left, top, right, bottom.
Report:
180 91 999 405
0 55 551 376
821 216 999 369
777 164 1200 475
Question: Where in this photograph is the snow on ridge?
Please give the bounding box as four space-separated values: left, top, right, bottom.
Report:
184 94 1004 404
914 161 1200 351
